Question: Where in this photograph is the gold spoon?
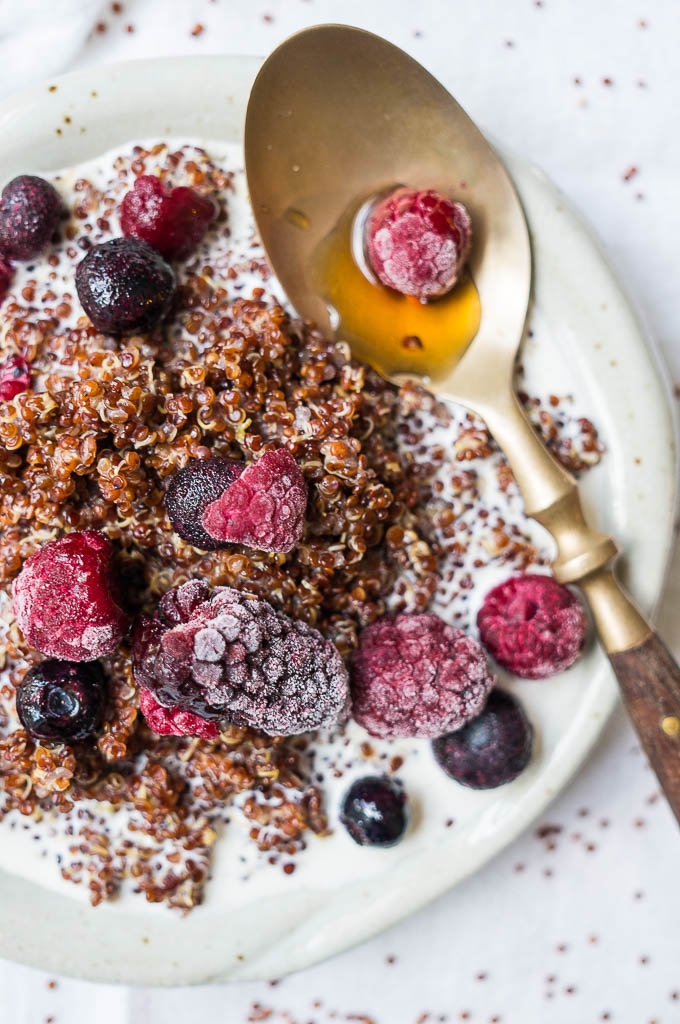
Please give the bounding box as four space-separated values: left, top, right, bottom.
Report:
245 24 680 821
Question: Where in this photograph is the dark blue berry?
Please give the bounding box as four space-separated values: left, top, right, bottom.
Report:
432 689 533 789
340 776 408 847
164 457 243 551
16 659 107 741
75 237 175 335
0 175 62 260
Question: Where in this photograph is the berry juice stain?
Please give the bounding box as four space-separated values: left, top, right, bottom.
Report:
312 193 481 383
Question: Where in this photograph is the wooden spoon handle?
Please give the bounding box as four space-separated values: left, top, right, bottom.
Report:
577 571 680 822
610 633 680 825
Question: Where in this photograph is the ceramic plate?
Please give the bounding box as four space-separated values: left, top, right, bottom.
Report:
0 56 675 985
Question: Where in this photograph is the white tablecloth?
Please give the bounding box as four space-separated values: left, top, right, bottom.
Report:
0 1 679 1021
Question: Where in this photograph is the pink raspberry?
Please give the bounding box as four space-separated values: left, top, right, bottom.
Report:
0 354 29 401
139 688 218 740
476 574 587 679
0 257 13 303
13 530 128 662
201 449 307 554
365 187 472 299
350 613 495 739
120 175 217 260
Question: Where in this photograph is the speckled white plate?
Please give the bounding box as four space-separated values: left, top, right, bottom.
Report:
0 56 675 986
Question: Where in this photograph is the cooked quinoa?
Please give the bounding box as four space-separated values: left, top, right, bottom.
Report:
0 143 603 909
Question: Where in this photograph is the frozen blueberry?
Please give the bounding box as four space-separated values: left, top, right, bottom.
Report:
165 457 244 551
0 175 62 260
339 776 409 847
16 659 107 741
432 689 533 789
75 237 175 335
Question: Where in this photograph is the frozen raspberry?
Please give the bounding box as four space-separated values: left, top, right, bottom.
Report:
0 355 30 401
432 689 533 789
16 659 107 742
477 574 587 679
351 613 494 739
0 175 62 260
365 187 471 299
13 530 128 661
202 449 307 554
132 580 349 736
340 776 409 847
120 175 217 260
0 256 13 302
75 237 175 335
165 456 244 551
139 688 218 740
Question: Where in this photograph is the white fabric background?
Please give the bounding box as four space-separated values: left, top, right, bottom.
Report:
0 1 679 1021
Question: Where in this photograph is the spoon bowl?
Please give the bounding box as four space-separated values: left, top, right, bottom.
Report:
246 25 680 829
245 23 530 397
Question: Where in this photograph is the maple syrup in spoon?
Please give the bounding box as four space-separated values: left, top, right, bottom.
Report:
312 192 481 381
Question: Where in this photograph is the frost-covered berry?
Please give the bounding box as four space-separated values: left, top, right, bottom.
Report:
340 776 409 847
132 580 349 736
201 449 307 554
432 689 533 789
477 574 587 679
350 612 494 739
165 457 244 551
365 187 471 299
139 687 218 740
120 175 217 260
0 354 30 401
75 237 175 335
0 175 62 260
13 530 128 661
0 257 13 303
16 659 107 742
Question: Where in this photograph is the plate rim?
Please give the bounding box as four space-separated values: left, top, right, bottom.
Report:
0 53 676 986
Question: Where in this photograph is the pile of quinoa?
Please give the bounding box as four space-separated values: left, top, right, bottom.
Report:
0 144 603 909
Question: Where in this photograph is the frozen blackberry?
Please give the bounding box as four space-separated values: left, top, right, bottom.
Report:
75 237 175 335
0 175 62 260
120 174 217 259
477 574 587 679
165 457 244 551
16 659 107 741
432 689 533 789
351 612 495 739
132 580 350 735
340 776 409 847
